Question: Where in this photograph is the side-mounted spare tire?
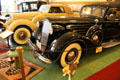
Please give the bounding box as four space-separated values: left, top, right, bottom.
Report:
86 25 104 45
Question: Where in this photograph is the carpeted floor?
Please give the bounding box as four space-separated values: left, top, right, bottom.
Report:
0 55 44 80
85 59 120 80
0 40 120 80
22 45 120 80
0 42 9 54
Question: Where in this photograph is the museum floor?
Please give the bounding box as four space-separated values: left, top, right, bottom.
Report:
21 44 120 80
0 39 120 80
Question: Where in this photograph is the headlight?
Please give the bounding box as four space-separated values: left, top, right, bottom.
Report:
32 31 41 40
32 26 41 39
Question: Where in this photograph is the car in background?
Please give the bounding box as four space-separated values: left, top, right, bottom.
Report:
20 1 47 12
0 1 46 33
0 4 78 44
28 4 120 67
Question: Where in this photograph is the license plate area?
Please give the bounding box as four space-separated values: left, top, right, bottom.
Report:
96 46 102 53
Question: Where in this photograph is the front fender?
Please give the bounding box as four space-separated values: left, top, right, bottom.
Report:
32 15 45 24
46 32 87 61
8 19 37 31
53 32 87 52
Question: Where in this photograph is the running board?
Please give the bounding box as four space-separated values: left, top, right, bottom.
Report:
102 40 120 48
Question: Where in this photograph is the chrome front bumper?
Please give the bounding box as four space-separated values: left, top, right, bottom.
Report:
27 39 52 64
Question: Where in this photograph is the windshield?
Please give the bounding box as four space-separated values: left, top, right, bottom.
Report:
39 5 50 13
81 6 106 18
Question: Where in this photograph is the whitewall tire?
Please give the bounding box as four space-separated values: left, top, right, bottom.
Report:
60 43 82 67
13 27 31 44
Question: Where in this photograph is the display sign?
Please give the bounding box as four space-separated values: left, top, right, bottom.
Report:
0 30 13 39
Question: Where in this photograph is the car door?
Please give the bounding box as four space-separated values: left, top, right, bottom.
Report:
102 8 120 39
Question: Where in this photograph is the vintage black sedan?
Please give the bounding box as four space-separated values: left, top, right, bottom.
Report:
28 4 120 67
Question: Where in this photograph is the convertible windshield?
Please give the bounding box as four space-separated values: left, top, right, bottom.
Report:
39 5 50 13
81 6 106 17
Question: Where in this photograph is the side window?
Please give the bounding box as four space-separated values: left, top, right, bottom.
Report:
22 3 29 11
82 7 92 15
92 7 105 17
92 7 102 17
49 7 65 13
30 3 38 10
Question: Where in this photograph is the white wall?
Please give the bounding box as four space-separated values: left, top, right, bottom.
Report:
1 0 46 13
1 0 16 13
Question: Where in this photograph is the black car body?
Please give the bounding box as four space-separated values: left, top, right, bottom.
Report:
28 4 120 67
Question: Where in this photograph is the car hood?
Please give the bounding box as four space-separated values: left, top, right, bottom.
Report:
48 16 103 23
10 12 41 20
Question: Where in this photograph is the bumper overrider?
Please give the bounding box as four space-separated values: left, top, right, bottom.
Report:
27 39 52 64
27 19 53 64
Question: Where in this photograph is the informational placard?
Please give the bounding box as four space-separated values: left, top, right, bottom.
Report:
0 30 13 39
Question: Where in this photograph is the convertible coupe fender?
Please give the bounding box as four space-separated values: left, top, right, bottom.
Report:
7 19 37 31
